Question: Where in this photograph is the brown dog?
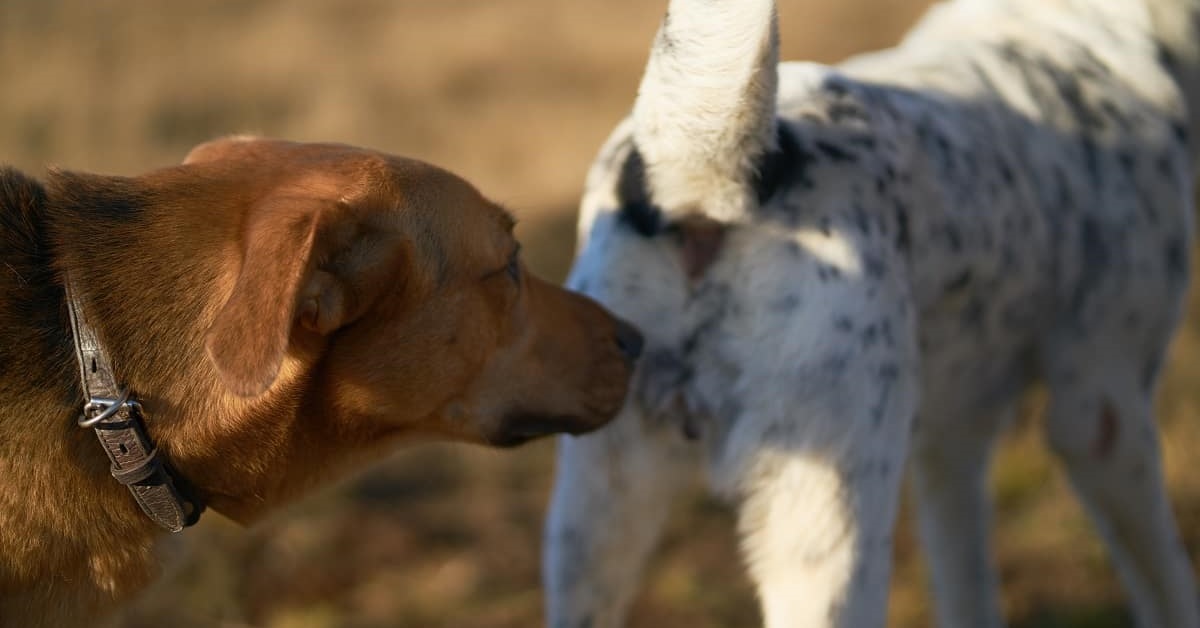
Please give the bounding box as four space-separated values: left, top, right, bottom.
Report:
0 137 641 627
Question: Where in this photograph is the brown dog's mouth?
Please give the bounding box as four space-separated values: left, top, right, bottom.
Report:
481 332 638 449
488 414 599 448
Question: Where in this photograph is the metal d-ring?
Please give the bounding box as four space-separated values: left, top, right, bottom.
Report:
78 387 133 428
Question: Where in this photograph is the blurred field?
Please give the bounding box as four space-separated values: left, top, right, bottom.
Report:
3 0 1199 626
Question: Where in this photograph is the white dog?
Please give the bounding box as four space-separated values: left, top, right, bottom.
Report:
544 0 1200 626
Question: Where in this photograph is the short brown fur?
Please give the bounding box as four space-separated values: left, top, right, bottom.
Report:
0 138 638 626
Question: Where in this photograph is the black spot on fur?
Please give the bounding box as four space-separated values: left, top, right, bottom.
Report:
1141 352 1164 394
1117 151 1135 175
874 176 888 195
1157 40 1179 73
827 102 868 124
863 254 887 279
655 11 675 53
1053 71 1106 132
1052 166 1074 209
961 296 985 329
1080 137 1101 185
815 140 856 163
1098 99 1131 131
821 76 850 97
870 363 899 427
1165 236 1188 281
822 353 850 377
816 264 842 282
998 160 1015 185
944 224 964 253
1171 120 1189 146
846 135 877 150
878 362 899 381
1080 221 1108 269
755 124 818 204
944 270 972 293
861 324 878 347
880 319 896 348
615 147 662 237
1070 218 1110 316
852 204 870 234
893 201 910 253
770 294 802 313
1156 152 1175 179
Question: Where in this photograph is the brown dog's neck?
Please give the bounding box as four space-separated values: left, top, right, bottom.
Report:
41 169 311 520
40 167 399 520
0 168 169 620
0 166 353 622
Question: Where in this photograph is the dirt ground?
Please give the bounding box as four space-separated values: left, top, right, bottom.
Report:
2 1 1199 626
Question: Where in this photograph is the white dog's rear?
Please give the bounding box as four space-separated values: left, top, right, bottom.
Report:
545 0 1200 626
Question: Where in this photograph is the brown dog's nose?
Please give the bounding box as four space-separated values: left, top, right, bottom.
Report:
614 318 644 362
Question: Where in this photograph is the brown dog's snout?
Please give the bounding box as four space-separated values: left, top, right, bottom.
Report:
613 318 644 363
480 281 643 448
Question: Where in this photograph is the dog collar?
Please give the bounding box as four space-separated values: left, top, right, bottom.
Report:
65 274 204 532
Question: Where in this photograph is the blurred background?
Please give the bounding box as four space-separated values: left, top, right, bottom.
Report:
3 0 1199 626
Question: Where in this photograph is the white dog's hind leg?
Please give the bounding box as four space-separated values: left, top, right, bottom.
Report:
721 356 917 628
1043 357 1199 628
732 431 910 627
910 401 1013 628
544 407 695 628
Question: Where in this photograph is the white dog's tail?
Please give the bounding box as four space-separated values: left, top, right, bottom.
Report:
632 0 780 224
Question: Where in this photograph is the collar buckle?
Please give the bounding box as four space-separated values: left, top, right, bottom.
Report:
78 388 136 428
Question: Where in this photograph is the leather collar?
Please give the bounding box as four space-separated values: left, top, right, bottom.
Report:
65 273 204 532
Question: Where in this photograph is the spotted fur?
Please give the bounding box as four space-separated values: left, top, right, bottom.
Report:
545 0 1200 626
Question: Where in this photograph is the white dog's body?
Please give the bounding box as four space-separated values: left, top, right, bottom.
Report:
545 0 1200 626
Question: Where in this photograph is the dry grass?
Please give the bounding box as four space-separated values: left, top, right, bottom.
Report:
1 1 1197 626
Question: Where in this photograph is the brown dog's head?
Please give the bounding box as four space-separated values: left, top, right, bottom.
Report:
180 137 641 449
0 139 642 619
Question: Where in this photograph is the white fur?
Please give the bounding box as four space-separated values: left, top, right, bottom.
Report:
632 0 779 223
546 0 1200 626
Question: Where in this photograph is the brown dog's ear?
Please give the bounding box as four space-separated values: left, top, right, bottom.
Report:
295 270 346 335
205 196 322 397
182 135 261 165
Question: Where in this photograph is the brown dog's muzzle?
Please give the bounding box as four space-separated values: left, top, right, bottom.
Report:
487 280 642 447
